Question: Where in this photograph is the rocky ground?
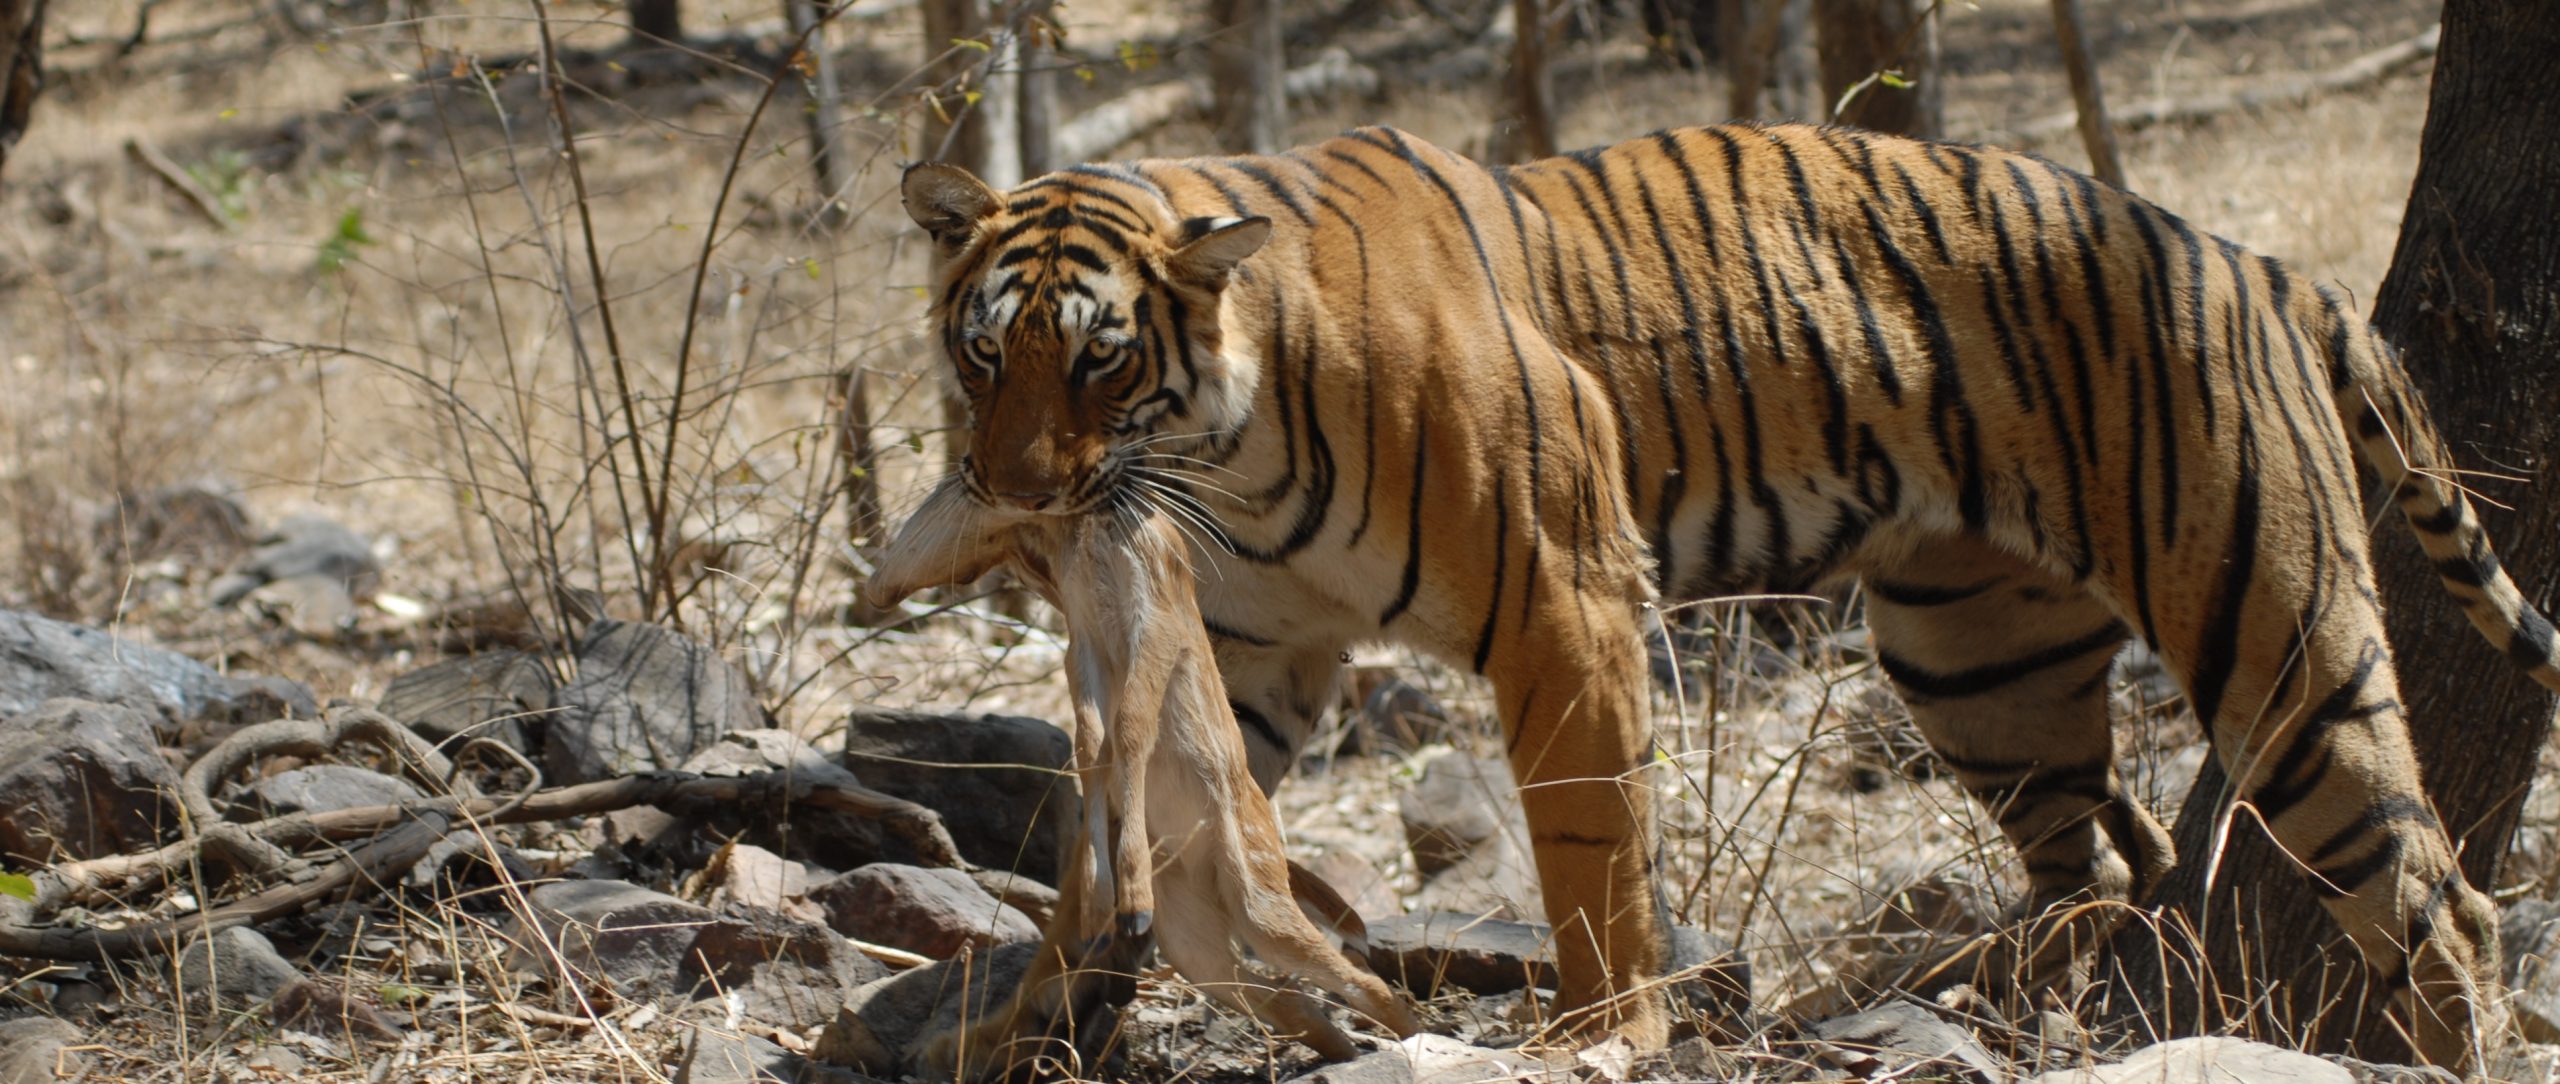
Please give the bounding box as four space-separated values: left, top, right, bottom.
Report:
4 486 2559 1084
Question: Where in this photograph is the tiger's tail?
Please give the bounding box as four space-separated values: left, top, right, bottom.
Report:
2316 289 2560 691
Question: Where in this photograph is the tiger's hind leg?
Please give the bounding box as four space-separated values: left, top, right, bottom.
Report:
2139 546 2499 1068
1863 537 2173 997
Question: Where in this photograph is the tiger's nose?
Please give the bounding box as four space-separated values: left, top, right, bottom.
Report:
996 489 1056 511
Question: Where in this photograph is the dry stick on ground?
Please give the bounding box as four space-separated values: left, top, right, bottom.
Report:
2046 0 2123 186
121 136 228 227
32 767 970 916
2012 25 2440 141
1051 49 1378 166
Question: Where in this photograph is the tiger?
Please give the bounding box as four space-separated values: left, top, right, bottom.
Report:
863 479 1419 1075
891 120 2560 1071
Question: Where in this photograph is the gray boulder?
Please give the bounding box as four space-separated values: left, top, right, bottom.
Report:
1808 1001 2004 1083
809 864 1039 960
241 764 421 817
515 879 718 996
841 710 1073 882
377 650 555 753
810 942 1041 1078
2024 1037 2352 1084
0 699 184 862
0 608 314 727
547 620 766 785
0 1015 87 1084
174 927 303 1006
677 904 888 1032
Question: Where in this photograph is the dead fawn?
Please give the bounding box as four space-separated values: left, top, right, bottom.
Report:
863 481 1419 1077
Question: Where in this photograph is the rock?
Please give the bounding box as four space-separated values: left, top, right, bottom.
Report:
677 904 889 1032
682 1029 874 1084
2320 1057 2456 1084
175 927 303 1005
0 1015 86 1084
93 483 253 570
0 699 184 862
246 574 362 639
841 710 1074 882
811 942 1041 1077
1808 1001 2003 1083
241 764 421 817
1282 1034 1562 1084
1365 912 1748 1008
1359 677 1451 754
209 514 380 608
2504 898 2560 1042
2024 1037 2353 1084
702 842 819 916
517 879 718 996
547 620 767 785
1408 834 1542 921
378 650 554 754
809 864 1039 960
267 978 405 1041
676 729 904 872
0 608 316 727
1364 913 1555 996
1297 849 1401 929
1399 752 1516 878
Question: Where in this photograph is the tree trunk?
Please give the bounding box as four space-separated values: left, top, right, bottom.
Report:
1497 0 1559 161
786 0 850 228
627 0 682 43
1811 0 1938 135
0 0 42 182
1016 1 1060 176
2102 0 2560 1060
1210 0 1285 154
2047 0 2123 186
919 0 1021 187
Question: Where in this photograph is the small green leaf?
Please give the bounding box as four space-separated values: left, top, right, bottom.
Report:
804 258 822 280
952 36 991 52
377 983 429 1007
962 89 983 107
1878 69 1913 88
0 872 34 901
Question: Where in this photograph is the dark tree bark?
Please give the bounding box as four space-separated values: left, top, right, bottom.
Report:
1811 0 1937 135
919 0 1020 186
2047 0 2123 186
1639 0 1722 68
1015 1 1060 176
1496 0 1559 161
2103 0 2560 1061
0 0 43 182
627 0 681 43
1210 0 1286 154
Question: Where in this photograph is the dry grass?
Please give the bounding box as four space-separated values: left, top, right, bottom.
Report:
7 0 2544 1079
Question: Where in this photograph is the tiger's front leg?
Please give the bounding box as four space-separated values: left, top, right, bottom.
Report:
1484 577 1674 1049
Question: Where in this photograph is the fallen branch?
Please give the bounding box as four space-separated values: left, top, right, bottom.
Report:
121 136 229 228
0 818 450 962
38 767 968 912
1053 47 1380 165
2009 25 2438 141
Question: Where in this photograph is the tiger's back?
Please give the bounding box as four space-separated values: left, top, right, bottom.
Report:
897 121 2560 1070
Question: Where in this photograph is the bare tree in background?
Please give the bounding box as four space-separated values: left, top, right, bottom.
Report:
1497 0 1560 161
1812 0 1938 135
628 0 682 43
2105 0 2560 1060
920 0 1024 184
1016 1 1060 176
0 0 42 181
1211 0 1285 154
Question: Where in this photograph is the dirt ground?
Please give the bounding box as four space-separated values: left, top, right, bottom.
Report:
5 0 2546 1080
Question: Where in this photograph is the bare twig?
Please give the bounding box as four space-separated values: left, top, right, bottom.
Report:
120 137 227 227
2048 0 2124 186
2010 25 2439 141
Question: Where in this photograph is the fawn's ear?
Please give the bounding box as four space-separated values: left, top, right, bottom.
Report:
901 162 1004 252
862 482 1013 609
1163 215 1272 288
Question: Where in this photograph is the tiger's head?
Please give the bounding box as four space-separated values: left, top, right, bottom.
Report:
901 162 1271 516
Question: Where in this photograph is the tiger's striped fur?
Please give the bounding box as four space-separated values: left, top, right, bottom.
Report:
897 122 2560 1069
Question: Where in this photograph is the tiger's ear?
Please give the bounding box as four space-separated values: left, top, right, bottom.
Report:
1165 215 1272 288
902 163 1003 251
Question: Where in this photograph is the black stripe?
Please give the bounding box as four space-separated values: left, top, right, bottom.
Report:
1866 576 1999 607
1876 621 2126 701
2512 607 2557 670
2185 446 2264 727
1380 413 1428 626
1228 701 1292 756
